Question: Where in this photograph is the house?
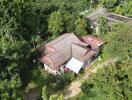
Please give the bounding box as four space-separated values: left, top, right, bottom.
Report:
39 33 103 75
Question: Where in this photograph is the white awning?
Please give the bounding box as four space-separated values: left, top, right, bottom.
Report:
65 57 83 74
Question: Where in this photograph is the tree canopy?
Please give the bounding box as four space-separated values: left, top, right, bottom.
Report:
75 17 87 36
81 60 132 100
98 17 109 35
101 0 132 17
48 11 64 38
0 0 92 99
104 23 132 60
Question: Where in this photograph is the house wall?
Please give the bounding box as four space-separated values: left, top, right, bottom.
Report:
83 58 92 68
84 51 98 68
44 64 56 74
44 64 60 75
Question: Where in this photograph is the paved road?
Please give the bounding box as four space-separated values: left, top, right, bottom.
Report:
85 7 106 21
63 58 118 100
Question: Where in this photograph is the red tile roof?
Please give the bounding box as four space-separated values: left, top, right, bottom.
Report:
81 36 104 49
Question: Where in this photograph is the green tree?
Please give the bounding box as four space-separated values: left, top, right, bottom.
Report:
0 35 31 99
0 0 47 41
106 23 132 60
81 61 132 100
75 17 87 36
98 17 109 35
48 11 64 38
101 0 118 12
101 0 132 16
121 1 132 17
0 63 22 100
114 6 123 15
0 1 41 99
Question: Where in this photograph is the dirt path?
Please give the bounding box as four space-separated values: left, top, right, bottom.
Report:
85 7 106 20
63 58 118 100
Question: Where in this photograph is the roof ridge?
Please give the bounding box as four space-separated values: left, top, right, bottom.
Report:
52 33 71 44
46 33 74 46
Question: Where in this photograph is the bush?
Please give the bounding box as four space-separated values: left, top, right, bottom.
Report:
54 72 75 90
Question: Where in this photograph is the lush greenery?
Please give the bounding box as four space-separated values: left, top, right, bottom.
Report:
0 0 131 100
104 23 132 60
80 23 132 100
101 0 132 17
81 60 132 100
98 17 109 35
48 11 64 38
0 0 91 99
41 72 75 100
75 17 88 36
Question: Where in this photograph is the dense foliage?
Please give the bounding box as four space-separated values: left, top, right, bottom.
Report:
98 17 109 35
0 0 91 99
75 17 87 36
104 23 132 60
0 0 42 99
101 0 132 17
48 11 64 38
0 0 131 99
81 60 132 100
80 23 132 100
